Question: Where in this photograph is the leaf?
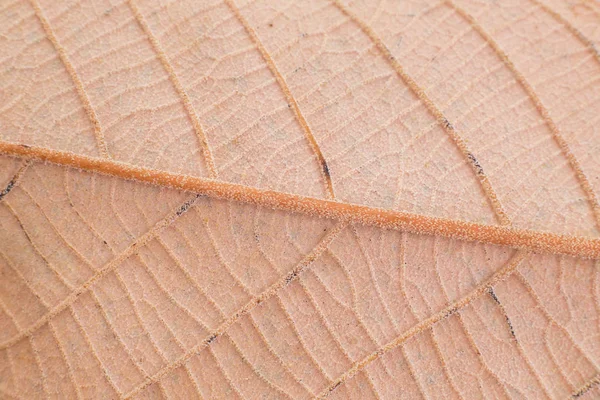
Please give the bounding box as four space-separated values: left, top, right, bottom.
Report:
0 0 599 398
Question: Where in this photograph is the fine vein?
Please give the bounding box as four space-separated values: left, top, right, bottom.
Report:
449 0 600 231
224 0 335 199
127 0 218 178
29 0 109 158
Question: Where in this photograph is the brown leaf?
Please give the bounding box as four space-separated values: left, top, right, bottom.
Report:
1 0 599 398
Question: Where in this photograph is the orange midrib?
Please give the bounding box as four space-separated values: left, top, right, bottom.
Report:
1 140 599 260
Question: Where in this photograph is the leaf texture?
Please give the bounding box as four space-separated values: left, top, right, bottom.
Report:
0 0 599 399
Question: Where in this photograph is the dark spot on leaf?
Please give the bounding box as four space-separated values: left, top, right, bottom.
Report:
442 118 454 130
176 197 197 216
488 288 500 304
489 289 517 339
467 152 485 176
0 180 16 202
443 306 459 319
285 270 299 285
322 161 331 180
207 334 217 344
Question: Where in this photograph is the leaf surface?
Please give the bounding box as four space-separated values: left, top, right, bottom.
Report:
1 0 600 398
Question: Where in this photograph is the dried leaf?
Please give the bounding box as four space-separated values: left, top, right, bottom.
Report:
1 0 599 398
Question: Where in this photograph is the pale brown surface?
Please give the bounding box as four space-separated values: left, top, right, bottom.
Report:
0 0 600 399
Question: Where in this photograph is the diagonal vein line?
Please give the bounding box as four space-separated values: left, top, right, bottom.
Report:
116 7 352 390
322 2 600 389
123 222 347 398
0 192 200 350
9 2 599 397
318 2 600 396
532 0 600 59
126 0 218 178
317 250 529 398
571 373 600 399
530 0 600 229
448 0 600 382
1 141 599 259
5 0 222 366
441 0 600 379
447 0 600 232
0 159 32 202
29 0 109 158
224 0 336 199
330 0 511 227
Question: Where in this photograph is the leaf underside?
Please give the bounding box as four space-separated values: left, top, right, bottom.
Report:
0 0 600 399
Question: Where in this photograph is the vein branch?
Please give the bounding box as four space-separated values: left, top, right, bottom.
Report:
572 373 600 398
0 159 31 202
0 191 201 350
447 0 600 232
532 0 600 59
330 0 510 226
319 3 600 396
224 0 335 199
317 250 529 398
127 0 218 178
123 222 347 398
1 141 599 259
29 0 109 158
